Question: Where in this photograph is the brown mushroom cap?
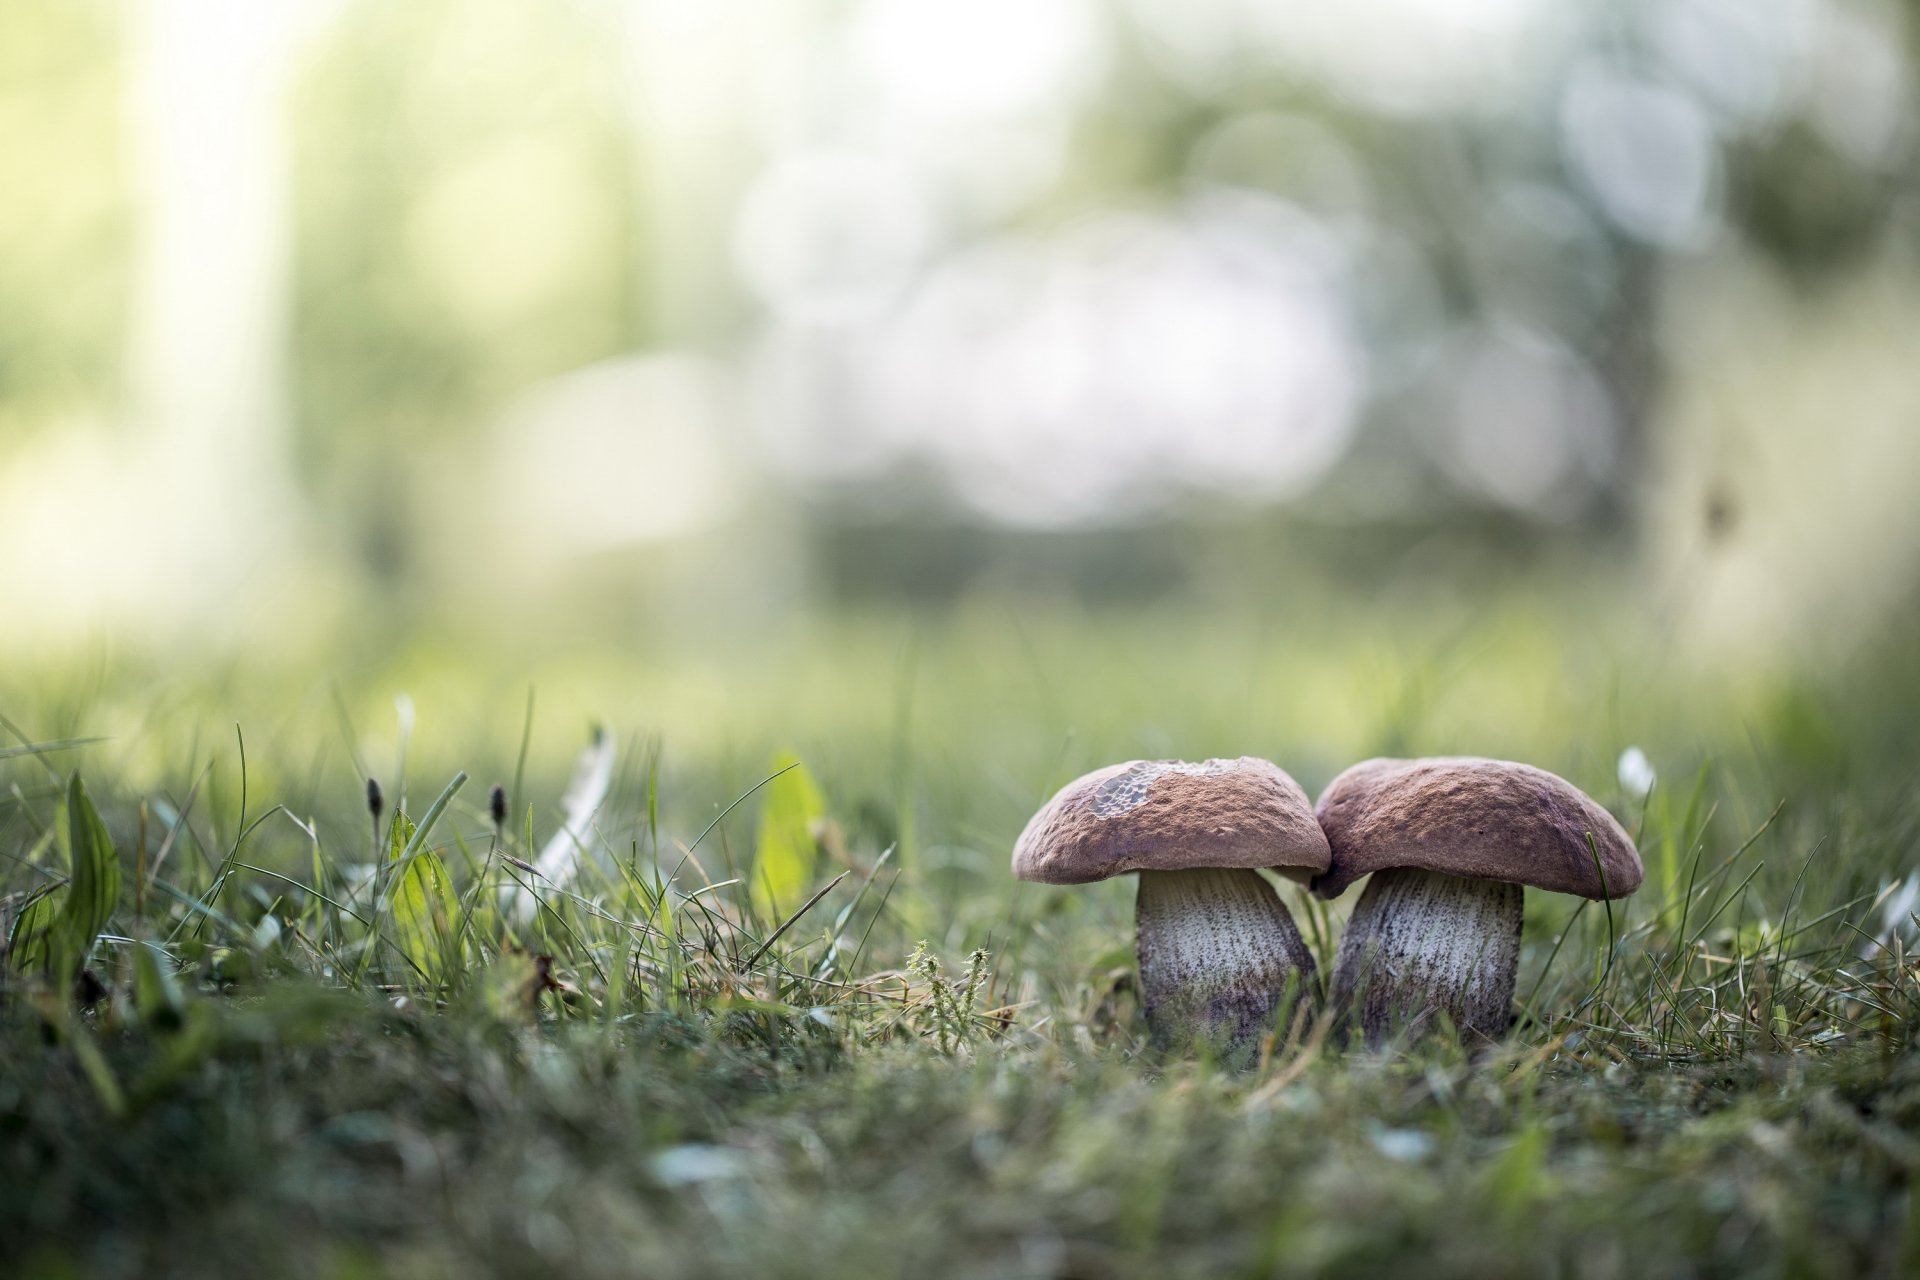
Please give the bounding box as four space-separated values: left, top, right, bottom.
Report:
1011 757 1331 886
1312 756 1642 900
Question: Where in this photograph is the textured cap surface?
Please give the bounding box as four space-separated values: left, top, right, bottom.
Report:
1011 757 1331 885
1312 757 1642 900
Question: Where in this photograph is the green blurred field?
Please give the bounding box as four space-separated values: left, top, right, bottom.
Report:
5 587 1919 1278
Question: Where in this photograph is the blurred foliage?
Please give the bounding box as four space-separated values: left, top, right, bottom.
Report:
3 0 1916 544
291 0 644 469
1730 119 1900 281
0 2 127 433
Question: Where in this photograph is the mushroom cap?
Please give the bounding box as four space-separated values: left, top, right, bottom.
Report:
1011 757 1331 886
1312 756 1642 900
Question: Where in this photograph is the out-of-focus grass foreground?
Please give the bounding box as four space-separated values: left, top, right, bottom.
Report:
7 1 1920 1277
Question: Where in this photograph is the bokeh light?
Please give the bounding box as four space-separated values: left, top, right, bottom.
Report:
0 0 1912 661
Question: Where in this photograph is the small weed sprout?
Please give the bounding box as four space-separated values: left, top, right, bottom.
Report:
906 942 991 1054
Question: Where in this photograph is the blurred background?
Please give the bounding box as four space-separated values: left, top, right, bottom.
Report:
1 0 1918 765
3 0 1920 987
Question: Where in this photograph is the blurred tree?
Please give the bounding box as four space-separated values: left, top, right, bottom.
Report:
0 2 128 437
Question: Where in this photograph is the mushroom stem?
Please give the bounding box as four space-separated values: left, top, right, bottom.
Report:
1330 867 1523 1048
1134 867 1317 1053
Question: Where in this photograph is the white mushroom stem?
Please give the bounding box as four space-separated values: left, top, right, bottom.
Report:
1329 867 1523 1047
1134 867 1317 1053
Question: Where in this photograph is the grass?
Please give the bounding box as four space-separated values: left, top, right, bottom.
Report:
3 594 1920 1278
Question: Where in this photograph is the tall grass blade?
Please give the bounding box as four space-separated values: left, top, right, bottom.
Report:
52 775 120 981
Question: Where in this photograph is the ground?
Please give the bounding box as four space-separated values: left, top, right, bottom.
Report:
3 595 1917 1278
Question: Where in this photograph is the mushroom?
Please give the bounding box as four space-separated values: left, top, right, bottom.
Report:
1313 757 1642 1047
1013 757 1331 1052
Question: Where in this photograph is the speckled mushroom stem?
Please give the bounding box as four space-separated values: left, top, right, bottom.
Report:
1134 867 1317 1054
1329 867 1523 1048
